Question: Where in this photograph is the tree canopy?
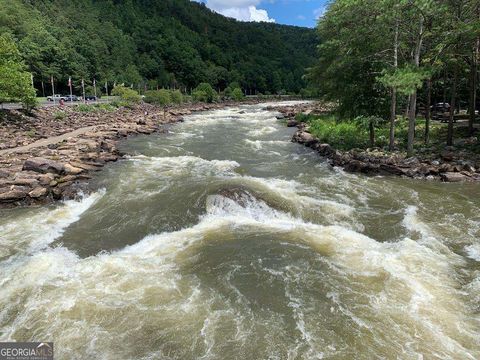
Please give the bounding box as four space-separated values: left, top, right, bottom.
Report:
0 34 36 110
309 0 480 154
0 0 317 96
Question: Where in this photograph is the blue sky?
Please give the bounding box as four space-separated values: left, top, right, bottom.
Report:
193 0 327 28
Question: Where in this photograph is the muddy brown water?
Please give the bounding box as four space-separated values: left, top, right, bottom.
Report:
1 102 479 359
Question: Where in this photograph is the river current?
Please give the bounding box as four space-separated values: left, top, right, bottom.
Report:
0 102 479 359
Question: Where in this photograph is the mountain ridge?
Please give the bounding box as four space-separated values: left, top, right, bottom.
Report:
0 0 317 94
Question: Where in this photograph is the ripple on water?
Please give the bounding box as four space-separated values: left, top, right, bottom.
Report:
0 102 479 359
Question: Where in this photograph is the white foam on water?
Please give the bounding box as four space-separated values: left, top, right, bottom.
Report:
465 244 480 261
1 103 479 359
244 139 290 151
0 191 104 260
128 155 240 177
247 126 277 137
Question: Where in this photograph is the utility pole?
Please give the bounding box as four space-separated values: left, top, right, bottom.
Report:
82 79 86 104
68 76 73 103
51 76 56 106
93 78 97 103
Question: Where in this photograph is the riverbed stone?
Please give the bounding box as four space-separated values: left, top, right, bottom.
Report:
287 119 298 127
292 130 317 146
29 187 48 198
23 157 64 174
64 163 84 175
38 173 56 185
440 172 470 182
0 169 10 179
0 189 27 202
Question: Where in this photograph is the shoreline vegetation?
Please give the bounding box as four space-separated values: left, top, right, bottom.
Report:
2 99 479 210
0 98 304 209
272 104 480 182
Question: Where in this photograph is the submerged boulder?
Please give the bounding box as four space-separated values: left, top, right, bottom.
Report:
440 172 471 182
286 119 298 127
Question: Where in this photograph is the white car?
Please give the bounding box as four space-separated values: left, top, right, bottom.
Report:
47 94 67 101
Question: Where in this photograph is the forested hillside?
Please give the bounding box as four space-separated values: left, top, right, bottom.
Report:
309 0 479 154
0 0 317 95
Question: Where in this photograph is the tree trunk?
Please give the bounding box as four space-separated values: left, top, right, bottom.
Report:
443 72 447 105
447 69 458 146
407 91 417 157
407 16 424 157
389 88 397 151
389 19 399 151
369 120 375 148
469 38 479 135
405 95 411 118
425 78 432 144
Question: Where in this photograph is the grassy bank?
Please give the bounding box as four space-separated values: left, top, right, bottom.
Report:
296 113 478 153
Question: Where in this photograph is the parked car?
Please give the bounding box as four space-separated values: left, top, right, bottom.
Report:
47 94 67 101
430 102 451 113
64 95 79 102
84 95 97 101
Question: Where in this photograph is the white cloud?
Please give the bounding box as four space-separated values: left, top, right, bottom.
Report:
313 6 326 20
197 0 275 23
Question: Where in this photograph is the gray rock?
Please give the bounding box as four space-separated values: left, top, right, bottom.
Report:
23 157 64 174
29 187 48 199
287 119 298 127
440 172 471 182
64 163 84 175
292 131 317 146
0 169 10 179
0 189 27 202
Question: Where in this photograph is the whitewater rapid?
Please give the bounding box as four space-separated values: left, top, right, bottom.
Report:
0 102 479 359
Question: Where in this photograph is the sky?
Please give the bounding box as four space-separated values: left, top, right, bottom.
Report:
192 0 327 28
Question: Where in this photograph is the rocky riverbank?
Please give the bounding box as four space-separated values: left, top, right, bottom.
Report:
0 101 248 208
272 103 480 182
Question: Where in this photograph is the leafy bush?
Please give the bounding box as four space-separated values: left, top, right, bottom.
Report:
144 89 171 106
77 104 96 112
0 35 37 112
192 90 208 102
53 111 67 120
76 103 116 113
308 116 369 150
95 103 116 112
231 88 244 101
170 90 183 104
111 86 141 103
110 100 130 108
295 113 317 123
224 86 233 98
193 83 217 103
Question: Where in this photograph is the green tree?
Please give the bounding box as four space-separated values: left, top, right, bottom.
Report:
231 88 244 101
0 34 36 111
112 85 141 104
170 90 183 104
193 83 217 103
144 89 172 120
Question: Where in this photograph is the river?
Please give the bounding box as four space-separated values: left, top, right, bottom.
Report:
0 102 479 359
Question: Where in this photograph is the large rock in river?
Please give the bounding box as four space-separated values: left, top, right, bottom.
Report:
440 172 471 182
23 157 64 174
292 130 317 146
